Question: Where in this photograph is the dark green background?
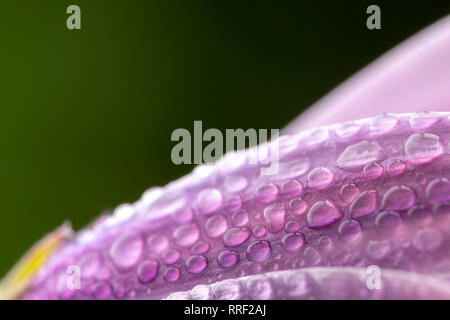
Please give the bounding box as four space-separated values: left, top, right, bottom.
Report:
0 1 448 277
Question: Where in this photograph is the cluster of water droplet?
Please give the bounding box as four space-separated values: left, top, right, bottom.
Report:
22 112 450 300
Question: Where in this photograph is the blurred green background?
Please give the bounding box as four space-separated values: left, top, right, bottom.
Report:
0 1 448 277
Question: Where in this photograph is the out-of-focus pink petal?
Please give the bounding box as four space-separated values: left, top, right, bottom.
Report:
284 15 450 133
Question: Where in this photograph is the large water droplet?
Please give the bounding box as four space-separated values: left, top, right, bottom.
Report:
197 188 223 215
280 180 303 198
110 233 144 270
409 112 440 131
405 133 443 166
350 190 377 218
382 185 415 211
336 140 386 171
205 215 228 238
217 250 239 268
307 167 334 190
148 234 169 253
370 113 398 135
191 241 210 255
288 198 307 216
281 233 305 252
375 211 402 236
338 220 362 242
247 240 271 262
173 223 200 247
340 184 360 204
223 227 251 247
137 260 159 283
263 203 286 233
426 178 450 204
186 255 208 274
256 184 279 203
307 200 343 229
232 210 249 227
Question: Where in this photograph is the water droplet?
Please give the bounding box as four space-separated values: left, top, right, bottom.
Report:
263 203 286 233
78 252 101 279
225 196 242 213
340 184 360 204
375 211 402 236
386 159 406 176
247 240 271 262
137 260 159 283
382 185 415 211
370 113 398 135
223 227 251 247
277 159 310 180
197 188 223 215
162 248 180 265
113 283 126 299
307 167 334 190
217 250 239 268
280 180 303 198
110 233 144 270
163 267 180 282
282 233 305 252
252 225 266 238
191 241 210 255
307 200 343 229
336 140 386 171
173 223 200 247
304 247 321 265
426 178 450 204
288 198 307 216
409 112 440 131
256 184 279 203
406 205 432 225
405 133 443 166
363 162 383 180
224 175 248 193
205 215 228 238
148 234 169 253
350 190 377 218
171 207 194 224
415 172 427 185
285 220 300 233
318 235 333 251
413 228 442 252
186 255 208 274
432 202 450 222
366 241 390 260
93 282 112 299
231 210 249 227
338 220 362 242
335 121 362 139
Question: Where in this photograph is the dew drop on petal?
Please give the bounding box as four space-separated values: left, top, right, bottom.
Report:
252 225 267 238
205 215 228 238
426 178 450 204
173 223 200 247
339 184 360 204
223 227 251 247
281 233 305 252
363 162 383 180
224 175 248 193
307 200 343 229
163 267 180 282
370 113 398 135
186 255 208 274
285 220 300 233
247 240 271 262
256 184 279 203
409 112 440 131
162 248 180 265
93 282 112 299
382 185 415 211
405 133 443 166
349 190 377 218
336 140 386 171
412 228 442 252
191 241 210 255
280 180 303 198
288 198 307 216
197 188 223 215
110 233 144 270
148 234 169 253
307 167 334 190
171 207 194 224
386 159 406 177
338 220 362 242
217 250 239 268
366 241 390 260
263 203 286 233
137 260 159 283
231 210 249 227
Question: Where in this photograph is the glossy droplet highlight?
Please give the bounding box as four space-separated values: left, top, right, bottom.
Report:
197 188 223 215
191 241 210 255
288 198 307 216
223 227 251 247
386 159 406 177
281 233 305 252
217 250 239 268
263 203 286 233
336 140 386 171
163 267 180 282
363 162 383 180
307 200 343 229
382 185 415 211
186 255 208 274
148 234 168 253
137 260 159 283
256 184 279 203
307 167 334 190
110 233 144 270
173 223 200 247
205 215 228 238
405 133 443 166
247 240 271 262
340 184 359 204
252 225 266 238
350 190 377 218
370 113 398 135
231 210 249 227
280 180 303 198
285 220 300 233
